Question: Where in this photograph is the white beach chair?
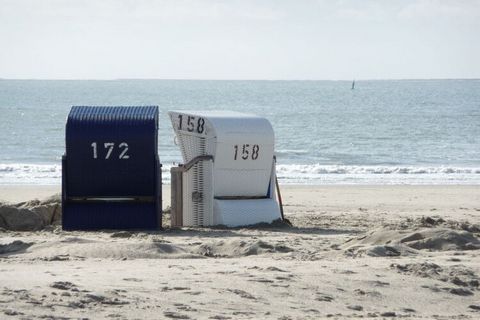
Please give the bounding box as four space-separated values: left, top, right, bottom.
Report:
169 110 283 227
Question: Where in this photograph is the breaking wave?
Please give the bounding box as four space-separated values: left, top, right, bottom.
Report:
1 163 479 185
276 164 480 175
276 164 480 185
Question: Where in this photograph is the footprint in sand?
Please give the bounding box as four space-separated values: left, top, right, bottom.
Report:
421 284 441 293
122 278 142 282
347 305 363 311
111 289 127 294
216 271 236 275
447 258 462 262
449 288 473 296
50 281 77 291
174 303 198 312
275 275 294 281
82 293 129 305
371 280 390 287
336 270 357 275
42 254 70 261
304 308 320 314
226 289 256 300
163 311 191 319
231 311 255 316
4 309 24 316
67 301 85 309
106 313 125 318
247 277 274 283
316 293 334 302
161 286 190 292
265 266 288 272
354 289 382 297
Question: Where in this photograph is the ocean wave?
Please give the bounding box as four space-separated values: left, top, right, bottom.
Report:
0 163 479 185
276 164 480 175
0 163 62 185
0 163 176 185
275 164 480 185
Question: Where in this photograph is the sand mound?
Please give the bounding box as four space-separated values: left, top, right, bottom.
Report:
389 216 480 234
0 240 34 254
344 243 416 258
0 194 61 231
401 228 480 251
1 236 294 260
343 224 480 257
192 239 294 257
342 228 418 257
20 238 196 260
391 262 479 295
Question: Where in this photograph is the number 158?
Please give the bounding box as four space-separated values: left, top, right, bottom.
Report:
234 144 260 160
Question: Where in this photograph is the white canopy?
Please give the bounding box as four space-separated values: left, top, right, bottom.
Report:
169 110 275 198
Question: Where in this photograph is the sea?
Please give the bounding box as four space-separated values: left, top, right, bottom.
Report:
0 79 479 185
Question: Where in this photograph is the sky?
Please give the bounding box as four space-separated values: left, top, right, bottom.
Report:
0 0 479 80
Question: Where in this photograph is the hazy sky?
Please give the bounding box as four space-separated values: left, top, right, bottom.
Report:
1 0 479 80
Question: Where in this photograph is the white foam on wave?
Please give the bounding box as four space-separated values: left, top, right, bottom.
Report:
0 163 62 185
1 163 479 185
276 164 480 175
276 164 480 185
0 163 176 185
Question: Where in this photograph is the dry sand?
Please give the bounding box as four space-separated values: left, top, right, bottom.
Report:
0 185 479 319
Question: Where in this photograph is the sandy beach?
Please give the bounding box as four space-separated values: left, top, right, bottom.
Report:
1 185 479 319
1 0 479 318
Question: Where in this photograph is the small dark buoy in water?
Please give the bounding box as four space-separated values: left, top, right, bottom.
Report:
351 80 355 90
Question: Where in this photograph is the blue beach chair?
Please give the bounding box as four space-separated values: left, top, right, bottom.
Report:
62 106 162 230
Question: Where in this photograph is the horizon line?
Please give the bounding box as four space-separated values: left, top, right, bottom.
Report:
1 77 480 81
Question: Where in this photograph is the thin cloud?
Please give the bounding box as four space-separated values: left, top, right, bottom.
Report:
0 0 478 79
